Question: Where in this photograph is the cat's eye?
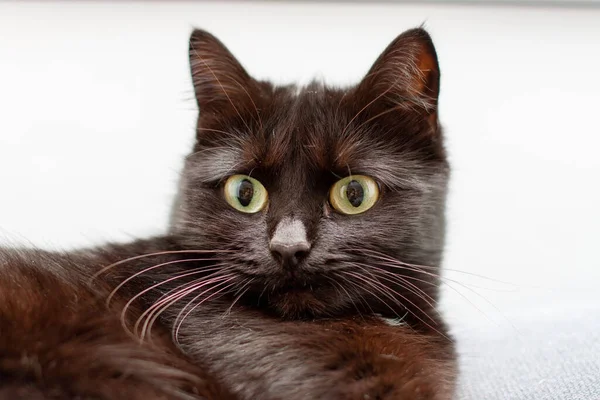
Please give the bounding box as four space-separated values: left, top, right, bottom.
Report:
224 175 268 213
329 175 379 215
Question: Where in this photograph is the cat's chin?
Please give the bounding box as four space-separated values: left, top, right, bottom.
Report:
239 273 355 318
270 294 329 319
263 285 348 319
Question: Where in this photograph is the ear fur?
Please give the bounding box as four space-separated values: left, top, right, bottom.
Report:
357 28 441 122
189 29 257 113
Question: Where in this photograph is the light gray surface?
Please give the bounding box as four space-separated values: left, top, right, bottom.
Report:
455 302 600 399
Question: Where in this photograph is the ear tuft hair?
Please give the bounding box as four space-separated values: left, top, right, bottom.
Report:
189 29 256 112
358 28 441 115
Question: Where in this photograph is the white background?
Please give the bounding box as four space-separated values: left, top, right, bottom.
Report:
1 1 599 333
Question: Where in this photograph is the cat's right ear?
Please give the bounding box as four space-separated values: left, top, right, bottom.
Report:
189 30 257 114
354 28 441 132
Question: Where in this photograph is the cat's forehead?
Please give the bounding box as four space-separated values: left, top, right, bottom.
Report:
262 86 350 168
232 87 374 177
192 84 441 190
198 85 353 169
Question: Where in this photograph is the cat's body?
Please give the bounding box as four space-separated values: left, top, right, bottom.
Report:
0 239 230 399
0 28 457 399
0 240 455 400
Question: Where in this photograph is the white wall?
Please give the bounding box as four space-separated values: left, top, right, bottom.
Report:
1 1 599 330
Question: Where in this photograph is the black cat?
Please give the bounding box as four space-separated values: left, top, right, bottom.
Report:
0 27 456 400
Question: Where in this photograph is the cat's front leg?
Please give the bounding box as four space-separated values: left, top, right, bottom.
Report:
317 319 456 400
177 307 456 400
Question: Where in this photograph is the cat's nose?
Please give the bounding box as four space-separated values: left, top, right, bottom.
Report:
269 217 311 268
270 241 311 268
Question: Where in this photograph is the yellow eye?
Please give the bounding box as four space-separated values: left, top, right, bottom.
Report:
224 175 268 213
329 175 379 215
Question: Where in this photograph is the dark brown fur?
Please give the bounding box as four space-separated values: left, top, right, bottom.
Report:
1 28 457 399
0 243 233 400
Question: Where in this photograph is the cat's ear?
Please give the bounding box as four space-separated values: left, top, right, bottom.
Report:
189 29 256 113
356 28 440 126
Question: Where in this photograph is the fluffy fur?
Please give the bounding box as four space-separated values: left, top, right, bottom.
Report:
0 28 457 399
0 241 232 399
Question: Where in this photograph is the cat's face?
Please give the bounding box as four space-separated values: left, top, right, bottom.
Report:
171 29 449 322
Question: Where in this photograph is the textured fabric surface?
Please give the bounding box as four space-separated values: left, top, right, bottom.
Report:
455 303 600 399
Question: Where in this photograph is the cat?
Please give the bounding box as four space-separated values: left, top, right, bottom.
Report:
0 27 456 400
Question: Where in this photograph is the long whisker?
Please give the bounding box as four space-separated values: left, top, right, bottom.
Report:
336 271 412 325
356 248 518 287
343 272 451 341
139 273 235 341
173 278 238 344
335 271 403 318
350 262 438 311
119 264 229 336
107 258 217 307
173 276 236 327
353 250 515 329
91 249 231 282
139 272 233 338
400 270 505 328
369 259 505 323
343 270 438 327
256 283 269 306
351 260 501 329
223 278 254 317
374 259 505 316
324 275 366 319
367 255 511 294
149 264 231 301
348 260 437 307
332 263 390 314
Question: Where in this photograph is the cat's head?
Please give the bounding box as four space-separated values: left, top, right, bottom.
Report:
171 28 449 323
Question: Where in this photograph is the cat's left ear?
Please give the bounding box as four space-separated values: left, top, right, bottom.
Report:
356 28 440 129
189 29 258 114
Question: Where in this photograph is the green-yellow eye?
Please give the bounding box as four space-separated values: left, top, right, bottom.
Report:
329 175 379 215
224 175 268 213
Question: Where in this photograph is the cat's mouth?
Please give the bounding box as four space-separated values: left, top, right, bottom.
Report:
272 282 315 296
268 275 321 297
242 274 343 318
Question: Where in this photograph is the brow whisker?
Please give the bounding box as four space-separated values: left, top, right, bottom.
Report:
341 81 395 137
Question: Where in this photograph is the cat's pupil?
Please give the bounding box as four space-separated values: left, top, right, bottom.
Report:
237 179 254 207
346 180 364 207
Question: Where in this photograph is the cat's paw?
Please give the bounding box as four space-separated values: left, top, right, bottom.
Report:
324 351 454 400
